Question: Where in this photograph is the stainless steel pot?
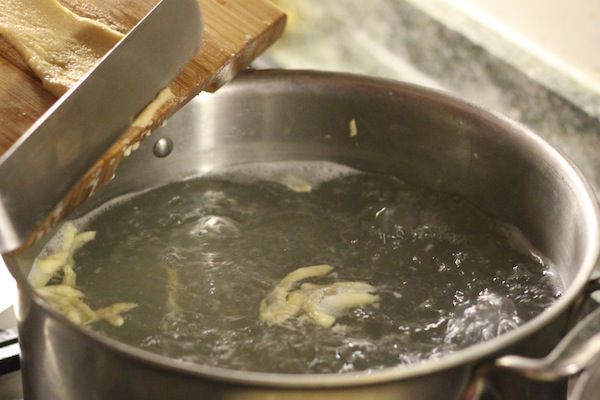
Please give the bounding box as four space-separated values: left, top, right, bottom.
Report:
4 70 600 400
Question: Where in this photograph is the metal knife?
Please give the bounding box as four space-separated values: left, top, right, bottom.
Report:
0 0 202 252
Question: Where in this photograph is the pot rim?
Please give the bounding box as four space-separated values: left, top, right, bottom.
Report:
7 69 600 388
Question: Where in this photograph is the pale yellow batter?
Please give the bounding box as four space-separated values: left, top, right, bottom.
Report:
29 222 95 288
132 87 176 128
260 264 380 328
278 174 313 193
30 222 137 327
0 0 123 96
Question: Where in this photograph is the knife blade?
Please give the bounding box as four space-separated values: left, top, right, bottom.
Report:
0 0 202 252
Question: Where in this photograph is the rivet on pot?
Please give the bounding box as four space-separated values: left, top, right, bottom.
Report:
153 137 174 158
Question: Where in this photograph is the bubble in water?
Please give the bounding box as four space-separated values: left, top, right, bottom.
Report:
190 216 241 238
162 247 186 268
444 290 522 345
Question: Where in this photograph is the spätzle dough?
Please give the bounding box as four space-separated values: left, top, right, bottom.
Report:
0 0 123 96
29 222 136 326
259 264 379 328
277 174 313 193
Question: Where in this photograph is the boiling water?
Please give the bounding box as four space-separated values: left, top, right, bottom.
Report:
71 162 561 373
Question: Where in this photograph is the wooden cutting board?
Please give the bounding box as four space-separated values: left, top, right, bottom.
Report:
0 0 286 251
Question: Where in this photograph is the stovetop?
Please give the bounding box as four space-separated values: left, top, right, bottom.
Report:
0 304 20 400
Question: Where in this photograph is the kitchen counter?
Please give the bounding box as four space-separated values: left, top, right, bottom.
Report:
265 0 600 196
408 0 600 119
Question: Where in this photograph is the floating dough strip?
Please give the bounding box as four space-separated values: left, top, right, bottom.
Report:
29 222 137 326
259 264 379 328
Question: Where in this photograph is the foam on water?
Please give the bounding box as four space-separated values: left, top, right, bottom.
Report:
63 161 561 374
71 161 360 229
211 160 360 187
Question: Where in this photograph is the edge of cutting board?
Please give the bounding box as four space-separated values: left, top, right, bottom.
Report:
0 0 286 252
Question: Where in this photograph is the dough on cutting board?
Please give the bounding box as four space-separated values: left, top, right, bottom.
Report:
0 0 123 96
259 264 380 328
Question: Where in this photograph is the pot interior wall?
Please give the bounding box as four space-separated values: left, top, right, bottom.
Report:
12 70 596 298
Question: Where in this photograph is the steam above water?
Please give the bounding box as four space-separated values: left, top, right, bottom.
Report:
70 161 561 373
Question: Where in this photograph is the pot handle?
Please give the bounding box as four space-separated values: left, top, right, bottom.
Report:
465 277 600 400
495 305 600 380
